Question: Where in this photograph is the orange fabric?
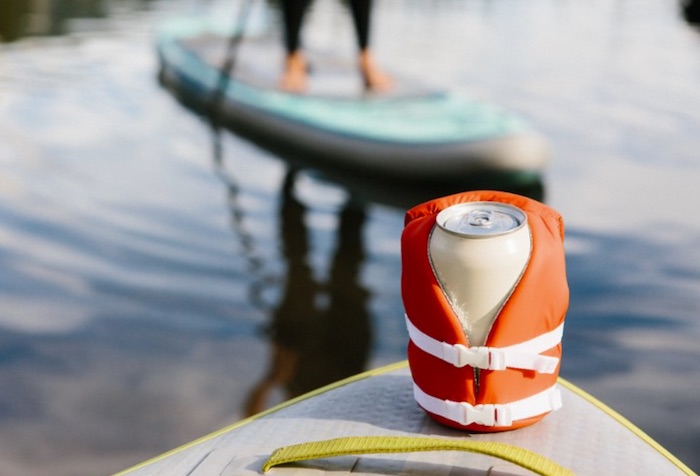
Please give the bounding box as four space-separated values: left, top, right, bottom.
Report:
401 190 569 432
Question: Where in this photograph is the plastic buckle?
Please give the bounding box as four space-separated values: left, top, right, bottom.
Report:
468 404 497 426
445 401 496 426
446 344 489 368
445 401 510 427
487 348 507 371
494 404 513 426
442 343 464 367
466 347 491 369
445 400 467 425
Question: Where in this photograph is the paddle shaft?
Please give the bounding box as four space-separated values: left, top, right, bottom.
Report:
210 0 256 121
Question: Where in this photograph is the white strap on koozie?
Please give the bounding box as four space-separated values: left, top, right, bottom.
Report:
405 315 562 374
413 382 563 427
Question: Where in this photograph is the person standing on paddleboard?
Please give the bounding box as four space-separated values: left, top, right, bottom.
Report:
279 0 393 92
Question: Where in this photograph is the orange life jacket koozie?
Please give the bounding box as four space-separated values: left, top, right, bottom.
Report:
402 190 569 432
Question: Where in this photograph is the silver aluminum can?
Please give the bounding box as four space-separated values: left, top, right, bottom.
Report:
429 202 531 346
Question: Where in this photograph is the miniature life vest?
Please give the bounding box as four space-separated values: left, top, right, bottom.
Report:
402 190 569 432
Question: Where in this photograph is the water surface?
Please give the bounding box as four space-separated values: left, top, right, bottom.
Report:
1 0 700 474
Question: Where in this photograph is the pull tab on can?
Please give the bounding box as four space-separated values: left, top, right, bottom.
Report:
467 209 494 227
429 202 531 346
439 203 526 237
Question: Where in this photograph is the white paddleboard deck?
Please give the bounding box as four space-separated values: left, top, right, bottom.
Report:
115 362 693 475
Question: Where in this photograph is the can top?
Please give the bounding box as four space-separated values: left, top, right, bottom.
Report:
435 201 527 238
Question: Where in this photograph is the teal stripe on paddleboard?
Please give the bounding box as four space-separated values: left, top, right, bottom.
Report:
157 17 532 145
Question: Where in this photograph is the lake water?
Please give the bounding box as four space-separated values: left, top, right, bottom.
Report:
1 0 700 474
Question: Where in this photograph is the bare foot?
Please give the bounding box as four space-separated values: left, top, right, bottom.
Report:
279 51 308 93
359 49 393 92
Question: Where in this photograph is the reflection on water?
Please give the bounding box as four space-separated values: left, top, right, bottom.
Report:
1 0 110 41
2 1 700 475
211 123 375 413
245 169 371 414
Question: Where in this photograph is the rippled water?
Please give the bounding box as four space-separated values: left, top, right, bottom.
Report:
1 0 700 474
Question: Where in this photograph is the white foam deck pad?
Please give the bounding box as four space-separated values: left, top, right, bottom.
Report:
118 363 689 475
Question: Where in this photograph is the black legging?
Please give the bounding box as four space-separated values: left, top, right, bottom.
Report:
282 0 373 54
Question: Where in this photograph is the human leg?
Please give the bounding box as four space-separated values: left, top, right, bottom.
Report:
280 0 311 91
348 0 392 91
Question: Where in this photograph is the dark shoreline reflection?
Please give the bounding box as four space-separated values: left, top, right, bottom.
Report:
1 0 108 41
0 0 165 42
